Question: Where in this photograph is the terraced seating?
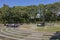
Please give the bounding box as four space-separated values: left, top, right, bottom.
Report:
2 28 31 35
24 32 55 40
0 36 16 40
0 27 55 40
0 28 32 39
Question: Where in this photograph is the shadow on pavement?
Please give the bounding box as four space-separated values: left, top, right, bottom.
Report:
50 31 60 40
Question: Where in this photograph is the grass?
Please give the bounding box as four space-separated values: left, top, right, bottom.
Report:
1 23 60 32
35 27 60 32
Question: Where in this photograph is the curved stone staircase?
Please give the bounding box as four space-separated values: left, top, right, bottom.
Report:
0 26 55 40
0 28 32 40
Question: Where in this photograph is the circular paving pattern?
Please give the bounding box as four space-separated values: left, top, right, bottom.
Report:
0 24 55 40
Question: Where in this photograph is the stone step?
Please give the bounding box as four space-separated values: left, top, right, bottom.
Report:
2 28 31 35
1 30 29 38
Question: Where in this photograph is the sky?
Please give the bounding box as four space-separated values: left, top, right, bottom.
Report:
0 0 60 7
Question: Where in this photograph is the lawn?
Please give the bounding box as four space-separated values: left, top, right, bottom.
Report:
20 24 60 32
35 27 60 32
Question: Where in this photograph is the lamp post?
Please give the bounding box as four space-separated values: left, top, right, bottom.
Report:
41 8 46 26
37 8 46 26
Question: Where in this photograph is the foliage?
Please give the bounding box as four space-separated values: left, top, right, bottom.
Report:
0 2 60 23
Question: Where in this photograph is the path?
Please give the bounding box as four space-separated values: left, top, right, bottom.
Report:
0 24 55 40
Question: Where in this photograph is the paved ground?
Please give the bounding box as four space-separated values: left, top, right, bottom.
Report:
0 23 59 40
